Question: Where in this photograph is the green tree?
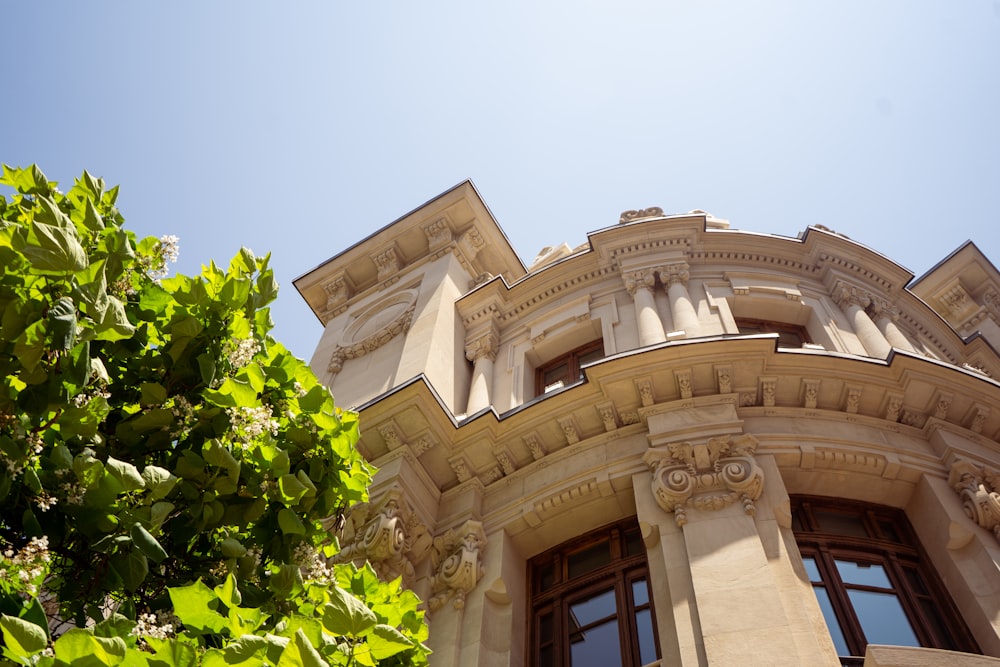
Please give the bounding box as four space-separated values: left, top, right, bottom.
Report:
0 165 429 665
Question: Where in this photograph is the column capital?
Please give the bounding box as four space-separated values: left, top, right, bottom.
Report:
623 269 656 296
658 262 690 287
429 520 487 611
832 280 872 310
465 329 498 362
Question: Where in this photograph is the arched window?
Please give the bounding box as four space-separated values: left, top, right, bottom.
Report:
528 519 659 666
791 496 978 666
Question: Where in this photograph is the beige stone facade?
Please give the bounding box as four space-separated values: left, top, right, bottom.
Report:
295 183 1000 666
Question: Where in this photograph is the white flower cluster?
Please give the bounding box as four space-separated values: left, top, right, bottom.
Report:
292 542 332 584
226 338 260 369
158 235 180 264
71 387 111 409
60 482 87 506
34 493 56 512
0 536 51 596
226 406 279 448
130 612 175 640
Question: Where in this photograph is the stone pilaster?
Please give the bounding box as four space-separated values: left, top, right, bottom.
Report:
624 269 666 346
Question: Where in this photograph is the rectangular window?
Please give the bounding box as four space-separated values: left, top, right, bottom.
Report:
792 497 978 666
535 340 604 396
528 520 659 666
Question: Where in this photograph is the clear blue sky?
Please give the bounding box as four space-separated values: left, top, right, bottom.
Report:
4 2 999 360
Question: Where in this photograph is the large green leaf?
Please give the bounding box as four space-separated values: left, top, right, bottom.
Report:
21 221 88 275
275 629 328 667
0 614 48 657
53 629 126 667
321 587 377 636
168 580 227 634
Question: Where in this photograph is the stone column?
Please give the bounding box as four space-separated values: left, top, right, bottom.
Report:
833 281 892 359
465 329 498 415
659 262 701 338
624 269 666 346
870 299 917 353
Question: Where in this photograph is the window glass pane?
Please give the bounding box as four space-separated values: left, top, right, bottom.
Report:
801 556 822 583
567 540 611 580
538 612 553 642
847 589 919 647
578 347 604 367
569 588 617 628
625 528 644 557
877 519 902 543
812 585 851 657
835 560 892 588
632 578 649 606
543 362 569 388
635 608 658 665
569 620 622 666
538 645 553 665
815 511 869 538
537 563 555 592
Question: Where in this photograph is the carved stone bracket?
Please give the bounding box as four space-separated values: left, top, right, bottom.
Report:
801 379 820 409
321 273 352 315
429 520 487 611
459 227 487 259
423 217 452 251
334 486 431 587
716 366 733 394
948 459 1000 542
523 433 546 461
371 245 402 283
643 434 764 527
675 369 693 400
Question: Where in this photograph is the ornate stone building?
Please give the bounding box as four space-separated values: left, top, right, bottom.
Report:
294 182 1000 666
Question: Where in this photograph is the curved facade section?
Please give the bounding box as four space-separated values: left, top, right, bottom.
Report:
297 186 1000 666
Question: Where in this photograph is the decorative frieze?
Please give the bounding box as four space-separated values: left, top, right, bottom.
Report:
933 392 953 421
448 456 473 483
948 460 1000 542
493 445 516 476
760 377 777 408
429 520 487 611
883 393 904 423
334 487 431 586
327 291 417 375
643 434 764 527
844 385 862 414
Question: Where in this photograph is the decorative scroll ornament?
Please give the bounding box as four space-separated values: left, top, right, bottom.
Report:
429 520 487 611
333 487 430 586
643 434 764 527
619 207 664 224
949 460 1000 542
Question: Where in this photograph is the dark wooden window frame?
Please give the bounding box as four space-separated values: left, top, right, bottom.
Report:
792 496 978 665
528 519 660 667
534 339 604 396
735 317 812 348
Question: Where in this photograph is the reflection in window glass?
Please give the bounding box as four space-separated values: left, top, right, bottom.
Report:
569 620 622 666
847 590 919 647
811 586 850 656
635 608 657 665
834 560 891 588
569 588 617 629
568 541 611 580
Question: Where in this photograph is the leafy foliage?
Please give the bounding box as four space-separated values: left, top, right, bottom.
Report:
0 165 429 665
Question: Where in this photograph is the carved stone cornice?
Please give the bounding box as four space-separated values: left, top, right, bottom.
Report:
334 486 431 586
619 207 664 223
429 520 487 611
658 262 690 287
371 245 402 283
948 459 1000 542
623 269 656 296
643 434 764 527
423 217 452 251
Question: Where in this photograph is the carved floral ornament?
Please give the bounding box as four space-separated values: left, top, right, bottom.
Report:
429 520 487 611
328 289 418 375
333 487 431 586
949 459 1000 542
643 434 764 527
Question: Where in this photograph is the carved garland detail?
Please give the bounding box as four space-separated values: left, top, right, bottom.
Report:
328 300 416 374
643 434 764 527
